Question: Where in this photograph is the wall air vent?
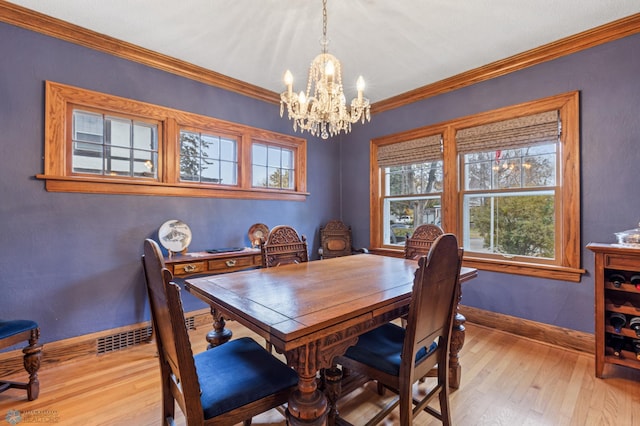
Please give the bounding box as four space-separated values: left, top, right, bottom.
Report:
96 316 196 355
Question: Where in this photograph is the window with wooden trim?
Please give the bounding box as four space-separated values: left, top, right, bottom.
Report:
370 92 583 281
39 81 308 201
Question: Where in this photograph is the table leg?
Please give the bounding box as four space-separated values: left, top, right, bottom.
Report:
449 311 465 389
205 306 232 349
286 371 328 426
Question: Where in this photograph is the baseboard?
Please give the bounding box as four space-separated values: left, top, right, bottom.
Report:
460 305 595 354
2 306 594 379
0 308 212 378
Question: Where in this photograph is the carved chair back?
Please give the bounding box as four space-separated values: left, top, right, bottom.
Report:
261 225 309 267
319 220 354 259
404 224 444 260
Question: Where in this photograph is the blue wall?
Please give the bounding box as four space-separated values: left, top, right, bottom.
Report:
341 33 640 333
2 20 639 343
0 22 341 343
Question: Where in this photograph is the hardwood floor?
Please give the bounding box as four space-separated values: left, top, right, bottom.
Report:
1 321 639 425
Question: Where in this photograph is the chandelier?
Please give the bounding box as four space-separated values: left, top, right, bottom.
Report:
280 0 371 139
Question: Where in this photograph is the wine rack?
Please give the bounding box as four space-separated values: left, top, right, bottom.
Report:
588 243 640 377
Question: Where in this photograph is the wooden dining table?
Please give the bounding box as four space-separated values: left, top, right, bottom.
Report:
185 253 477 426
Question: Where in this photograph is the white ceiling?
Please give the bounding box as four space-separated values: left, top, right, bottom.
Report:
7 0 640 103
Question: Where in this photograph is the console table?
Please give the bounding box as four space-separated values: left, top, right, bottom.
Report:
164 247 262 277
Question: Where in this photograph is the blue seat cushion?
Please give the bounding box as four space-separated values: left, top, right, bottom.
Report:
343 323 438 377
0 320 38 340
195 336 298 420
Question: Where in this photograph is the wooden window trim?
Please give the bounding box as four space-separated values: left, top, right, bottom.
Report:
370 91 584 282
38 81 308 201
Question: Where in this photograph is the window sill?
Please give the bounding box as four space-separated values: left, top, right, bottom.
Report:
368 247 585 282
36 175 310 201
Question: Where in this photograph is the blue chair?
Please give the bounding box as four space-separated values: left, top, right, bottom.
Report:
336 234 463 425
142 239 298 426
0 320 42 400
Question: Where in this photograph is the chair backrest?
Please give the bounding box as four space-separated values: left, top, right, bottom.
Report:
402 234 463 380
404 224 444 260
319 220 353 259
142 238 203 422
260 225 309 267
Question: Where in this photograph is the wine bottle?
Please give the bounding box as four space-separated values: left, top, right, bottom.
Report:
609 312 627 333
609 334 625 357
609 273 626 288
633 339 640 361
630 275 640 290
630 316 640 337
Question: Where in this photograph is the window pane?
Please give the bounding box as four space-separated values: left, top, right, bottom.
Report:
464 144 556 191
253 165 267 187
220 160 237 185
201 159 221 183
133 123 156 150
253 144 267 166
267 146 281 167
383 196 442 246
385 162 443 196
463 192 555 259
220 138 236 161
73 111 103 143
282 149 293 169
107 117 131 148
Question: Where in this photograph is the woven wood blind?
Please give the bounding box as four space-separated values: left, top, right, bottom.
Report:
456 110 559 153
377 134 442 167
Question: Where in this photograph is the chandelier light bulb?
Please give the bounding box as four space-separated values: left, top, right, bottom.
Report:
325 60 335 77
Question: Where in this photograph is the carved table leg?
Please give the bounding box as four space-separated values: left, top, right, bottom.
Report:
206 307 232 349
323 366 343 425
449 311 465 389
23 328 42 401
287 371 328 426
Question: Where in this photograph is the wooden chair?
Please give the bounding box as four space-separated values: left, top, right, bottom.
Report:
336 234 463 425
260 225 309 267
318 220 368 259
142 239 298 426
0 320 42 401
404 224 444 260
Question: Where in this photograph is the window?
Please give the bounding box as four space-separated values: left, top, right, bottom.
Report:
377 134 444 246
370 92 583 281
252 143 295 190
40 81 307 200
179 130 237 185
72 109 158 178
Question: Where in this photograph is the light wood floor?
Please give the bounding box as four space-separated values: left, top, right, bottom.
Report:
1 322 639 426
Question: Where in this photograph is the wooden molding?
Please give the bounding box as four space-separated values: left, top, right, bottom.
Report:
0 1 638 112
371 13 640 113
460 305 595 354
0 305 595 380
0 0 277 104
0 309 212 378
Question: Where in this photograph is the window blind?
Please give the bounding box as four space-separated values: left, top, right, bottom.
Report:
456 110 559 153
377 134 442 167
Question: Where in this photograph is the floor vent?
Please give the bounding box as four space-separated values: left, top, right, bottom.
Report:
96 316 196 355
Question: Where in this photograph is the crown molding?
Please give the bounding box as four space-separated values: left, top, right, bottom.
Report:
371 13 640 113
0 0 278 104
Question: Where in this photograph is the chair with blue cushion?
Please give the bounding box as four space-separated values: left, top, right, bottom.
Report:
0 319 42 401
142 238 298 426
336 234 463 425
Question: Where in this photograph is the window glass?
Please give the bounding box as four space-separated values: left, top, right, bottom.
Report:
382 161 443 246
180 131 237 185
72 110 157 178
252 143 295 190
461 143 557 260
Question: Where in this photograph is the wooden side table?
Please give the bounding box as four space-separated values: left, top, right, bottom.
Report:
164 248 262 277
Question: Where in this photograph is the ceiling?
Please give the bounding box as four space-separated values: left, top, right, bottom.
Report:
6 0 640 103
